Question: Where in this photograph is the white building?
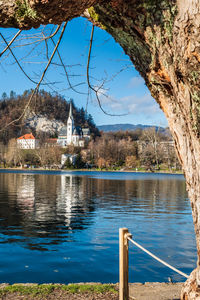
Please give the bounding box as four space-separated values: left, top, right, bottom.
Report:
57 101 90 147
61 154 77 166
17 133 39 149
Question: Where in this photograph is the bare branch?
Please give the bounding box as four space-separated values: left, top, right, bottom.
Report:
0 32 46 85
0 22 68 132
50 36 87 95
0 26 63 86
86 25 127 117
0 29 22 58
7 25 61 49
104 64 131 84
60 82 86 92
85 86 91 113
43 33 50 60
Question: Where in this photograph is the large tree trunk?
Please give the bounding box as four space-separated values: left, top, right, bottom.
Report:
161 88 200 299
0 1 200 298
87 3 200 298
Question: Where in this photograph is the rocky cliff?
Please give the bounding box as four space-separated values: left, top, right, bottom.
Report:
25 112 64 135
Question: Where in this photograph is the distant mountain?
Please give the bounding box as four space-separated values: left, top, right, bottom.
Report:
97 124 164 132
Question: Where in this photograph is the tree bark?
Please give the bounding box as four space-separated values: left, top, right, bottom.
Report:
0 0 98 28
0 1 200 298
86 3 200 297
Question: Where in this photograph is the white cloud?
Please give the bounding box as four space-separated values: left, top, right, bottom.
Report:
90 85 167 125
127 76 145 88
100 91 161 115
91 86 119 107
122 93 161 115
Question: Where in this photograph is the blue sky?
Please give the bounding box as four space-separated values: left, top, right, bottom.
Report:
0 17 168 127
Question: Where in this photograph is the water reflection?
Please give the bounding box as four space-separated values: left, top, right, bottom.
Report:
0 173 189 238
0 173 96 250
89 175 188 215
17 175 35 213
0 171 196 283
56 175 95 229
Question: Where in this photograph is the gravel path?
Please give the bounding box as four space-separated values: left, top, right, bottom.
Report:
129 282 183 300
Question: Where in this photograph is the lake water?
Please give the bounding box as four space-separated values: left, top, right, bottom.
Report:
0 170 196 284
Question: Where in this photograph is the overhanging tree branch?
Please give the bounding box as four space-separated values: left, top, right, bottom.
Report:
86 25 127 117
0 22 68 131
0 29 22 57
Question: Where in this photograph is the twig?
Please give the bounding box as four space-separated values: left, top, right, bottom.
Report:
50 36 87 95
0 26 62 86
0 32 45 85
7 25 61 49
86 25 127 117
0 29 22 57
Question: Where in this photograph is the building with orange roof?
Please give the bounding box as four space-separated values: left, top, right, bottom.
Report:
17 133 39 149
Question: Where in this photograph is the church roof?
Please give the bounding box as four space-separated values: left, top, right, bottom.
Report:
59 125 83 137
18 133 35 140
59 126 68 136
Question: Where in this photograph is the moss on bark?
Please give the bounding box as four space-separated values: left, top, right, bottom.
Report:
15 0 38 26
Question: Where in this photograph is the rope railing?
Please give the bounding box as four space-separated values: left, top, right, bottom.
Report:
127 236 189 279
119 228 189 300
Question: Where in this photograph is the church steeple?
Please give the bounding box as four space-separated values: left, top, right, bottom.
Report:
69 100 73 118
67 100 74 144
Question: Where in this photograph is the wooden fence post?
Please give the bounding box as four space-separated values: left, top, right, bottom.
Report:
119 228 129 300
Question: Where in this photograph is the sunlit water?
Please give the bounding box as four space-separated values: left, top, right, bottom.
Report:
0 170 196 284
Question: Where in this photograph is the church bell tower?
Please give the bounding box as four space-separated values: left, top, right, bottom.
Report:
67 100 74 144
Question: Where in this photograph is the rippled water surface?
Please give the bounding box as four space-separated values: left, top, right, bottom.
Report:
0 170 196 283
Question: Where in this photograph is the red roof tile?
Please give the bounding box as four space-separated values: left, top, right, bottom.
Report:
17 133 35 140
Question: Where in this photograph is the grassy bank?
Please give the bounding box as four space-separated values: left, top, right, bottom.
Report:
0 283 118 299
0 282 184 300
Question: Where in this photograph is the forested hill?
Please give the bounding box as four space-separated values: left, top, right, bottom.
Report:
0 90 100 144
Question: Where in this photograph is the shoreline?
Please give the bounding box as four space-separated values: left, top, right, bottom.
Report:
0 282 184 300
0 167 183 176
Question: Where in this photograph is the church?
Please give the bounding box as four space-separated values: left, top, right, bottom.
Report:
57 102 90 147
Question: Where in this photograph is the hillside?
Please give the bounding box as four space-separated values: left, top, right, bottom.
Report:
0 90 100 144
